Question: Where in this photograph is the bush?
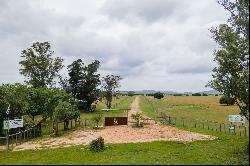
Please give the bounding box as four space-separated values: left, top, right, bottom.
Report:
192 93 202 96
89 137 105 152
173 94 182 96
219 95 235 105
131 113 143 127
92 114 103 128
202 93 208 96
153 92 164 99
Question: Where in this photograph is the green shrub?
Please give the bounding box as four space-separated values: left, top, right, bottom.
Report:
89 137 105 152
153 92 164 99
192 93 202 96
219 95 235 105
173 94 182 96
131 113 143 127
91 114 103 128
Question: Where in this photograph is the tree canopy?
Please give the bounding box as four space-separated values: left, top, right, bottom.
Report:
207 0 249 120
19 42 64 88
101 75 122 109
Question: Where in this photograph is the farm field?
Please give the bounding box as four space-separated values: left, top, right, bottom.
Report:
140 95 246 123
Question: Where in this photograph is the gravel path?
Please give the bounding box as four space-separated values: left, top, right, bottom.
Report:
13 96 216 151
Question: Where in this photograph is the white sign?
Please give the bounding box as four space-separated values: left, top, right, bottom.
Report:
228 115 245 123
14 119 23 128
3 119 23 129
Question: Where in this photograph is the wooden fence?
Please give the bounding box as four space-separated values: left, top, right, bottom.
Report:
142 96 249 137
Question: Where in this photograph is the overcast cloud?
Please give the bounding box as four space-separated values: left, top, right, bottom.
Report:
0 0 229 92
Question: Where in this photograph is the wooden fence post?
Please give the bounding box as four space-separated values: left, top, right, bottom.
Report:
15 134 17 146
219 123 222 132
11 135 13 150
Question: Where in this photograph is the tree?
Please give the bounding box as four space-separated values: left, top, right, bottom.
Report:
207 0 249 120
53 100 80 133
67 59 101 112
153 92 164 99
101 75 122 109
192 93 202 96
67 59 84 99
219 95 235 105
128 91 135 96
19 42 64 88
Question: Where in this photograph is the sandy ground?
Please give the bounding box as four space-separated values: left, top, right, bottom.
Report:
13 97 216 151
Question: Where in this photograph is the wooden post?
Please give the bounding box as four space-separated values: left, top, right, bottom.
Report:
15 134 17 146
19 132 21 145
11 135 13 150
85 119 87 128
71 120 72 129
219 123 222 132
207 120 209 130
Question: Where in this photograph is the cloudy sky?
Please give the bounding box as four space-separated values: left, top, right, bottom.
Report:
0 0 229 92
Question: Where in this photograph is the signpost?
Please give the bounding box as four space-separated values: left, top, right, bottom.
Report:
228 115 245 123
3 119 23 129
228 115 246 134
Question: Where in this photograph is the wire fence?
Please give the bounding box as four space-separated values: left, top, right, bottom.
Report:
142 96 249 137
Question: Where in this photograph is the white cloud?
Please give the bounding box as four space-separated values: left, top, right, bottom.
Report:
0 0 228 92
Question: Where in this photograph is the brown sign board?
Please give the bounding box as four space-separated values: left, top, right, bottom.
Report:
105 117 128 126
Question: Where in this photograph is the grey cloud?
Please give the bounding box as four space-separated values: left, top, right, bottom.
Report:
101 0 188 24
0 0 228 92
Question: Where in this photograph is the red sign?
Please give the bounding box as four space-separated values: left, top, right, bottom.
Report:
104 117 128 126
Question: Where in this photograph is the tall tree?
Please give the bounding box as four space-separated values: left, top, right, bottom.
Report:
67 59 84 99
19 42 64 88
207 0 249 120
67 59 101 112
80 60 101 112
101 75 122 109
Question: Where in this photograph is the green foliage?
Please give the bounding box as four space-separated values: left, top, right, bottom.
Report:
101 75 122 109
192 93 202 96
153 92 164 99
173 94 183 96
219 95 235 105
53 100 80 131
131 113 143 127
67 59 101 112
128 91 135 96
89 137 105 152
19 42 63 88
91 114 103 128
207 0 249 120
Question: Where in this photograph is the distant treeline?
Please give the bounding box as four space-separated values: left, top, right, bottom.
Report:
117 92 220 96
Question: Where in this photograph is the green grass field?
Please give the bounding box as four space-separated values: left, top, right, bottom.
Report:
0 129 248 165
141 96 242 123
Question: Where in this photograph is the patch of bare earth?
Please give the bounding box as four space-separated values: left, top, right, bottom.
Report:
14 96 216 151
